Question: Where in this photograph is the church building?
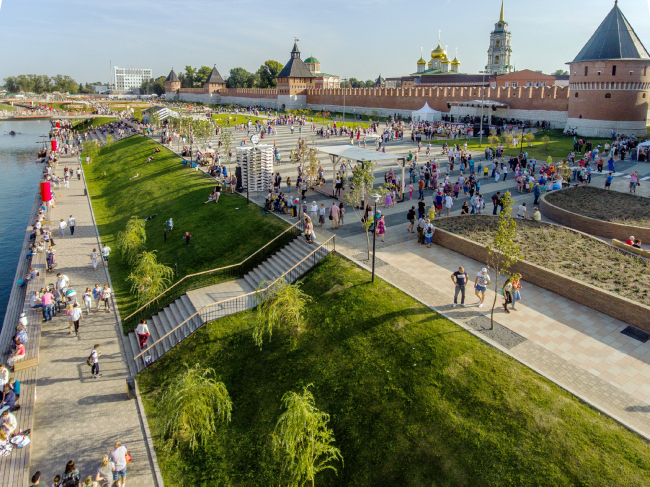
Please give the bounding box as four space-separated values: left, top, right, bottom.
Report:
486 0 513 75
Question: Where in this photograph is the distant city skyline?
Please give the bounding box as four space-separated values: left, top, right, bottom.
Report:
1 0 649 84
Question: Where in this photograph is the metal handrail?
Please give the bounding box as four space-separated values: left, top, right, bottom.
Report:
134 235 335 362
123 218 304 323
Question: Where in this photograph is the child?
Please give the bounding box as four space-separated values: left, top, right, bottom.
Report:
184 232 191 246
409 182 413 200
82 288 93 316
52 474 62 487
90 344 102 379
483 165 489 180
318 204 326 227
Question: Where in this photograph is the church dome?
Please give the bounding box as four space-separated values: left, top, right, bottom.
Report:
431 43 445 59
441 53 450 64
417 56 426 66
304 56 320 64
451 56 460 66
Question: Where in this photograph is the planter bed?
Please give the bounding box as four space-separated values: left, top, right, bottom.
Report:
541 187 650 241
433 216 650 330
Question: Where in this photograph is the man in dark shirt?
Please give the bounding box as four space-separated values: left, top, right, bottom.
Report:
451 266 469 307
417 199 426 219
407 207 416 233
492 191 501 215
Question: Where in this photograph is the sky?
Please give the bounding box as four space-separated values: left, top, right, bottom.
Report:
1 0 650 84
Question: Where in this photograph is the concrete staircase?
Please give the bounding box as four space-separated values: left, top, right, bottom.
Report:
125 237 331 374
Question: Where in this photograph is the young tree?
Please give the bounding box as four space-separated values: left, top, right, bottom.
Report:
488 135 501 149
81 139 100 163
156 364 232 451
253 279 310 349
343 161 388 260
273 384 343 487
523 133 535 147
486 191 521 330
541 135 551 152
219 127 233 169
127 251 175 305
504 133 515 148
117 216 146 264
303 147 321 188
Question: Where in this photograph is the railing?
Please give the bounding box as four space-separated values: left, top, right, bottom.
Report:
122 218 305 330
134 235 336 365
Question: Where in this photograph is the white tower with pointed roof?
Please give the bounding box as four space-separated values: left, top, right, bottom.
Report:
486 1 512 75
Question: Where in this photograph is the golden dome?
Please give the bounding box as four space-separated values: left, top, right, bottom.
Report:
451 56 460 66
417 56 426 65
431 43 445 59
441 53 450 64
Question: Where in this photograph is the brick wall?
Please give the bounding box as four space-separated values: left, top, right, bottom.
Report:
430 226 650 332
540 190 650 242
306 85 570 113
220 88 278 99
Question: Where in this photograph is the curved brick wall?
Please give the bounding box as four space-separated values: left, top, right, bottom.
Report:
540 189 650 242
430 223 650 332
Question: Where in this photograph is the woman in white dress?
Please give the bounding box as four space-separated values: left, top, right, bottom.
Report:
90 248 99 270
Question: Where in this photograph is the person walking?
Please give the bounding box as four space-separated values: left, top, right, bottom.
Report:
474 268 491 307
135 319 150 350
309 201 318 223
109 441 129 487
502 277 514 313
424 219 435 248
630 171 639 193
451 266 469 307
444 193 453 216
101 284 112 312
61 460 80 487
376 214 386 242
41 288 54 322
59 219 67 237
95 455 115 487
330 202 340 229
407 206 416 233
511 273 522 310
92 284 102 312
90 248 99 271
605 172 613 190
90 344 102 379
492 191 501 215
69 303 83 336
82 288 93 316
68 215 76 236
338 202 345 226
101 243 111 266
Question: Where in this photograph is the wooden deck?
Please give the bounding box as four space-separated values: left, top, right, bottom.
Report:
0 192 48 486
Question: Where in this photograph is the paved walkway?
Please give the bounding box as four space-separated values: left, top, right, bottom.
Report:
30 154 156 486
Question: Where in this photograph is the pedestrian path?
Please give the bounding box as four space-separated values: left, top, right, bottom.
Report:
29 155 157 486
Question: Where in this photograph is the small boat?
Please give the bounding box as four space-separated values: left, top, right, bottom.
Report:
9 131 16 136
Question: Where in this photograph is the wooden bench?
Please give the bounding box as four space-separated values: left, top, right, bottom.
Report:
0 193 49 486
612 239 650 259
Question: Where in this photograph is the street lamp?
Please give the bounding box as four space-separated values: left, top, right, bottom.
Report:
479 66 488 148
370 193 381 282
341 77 348 129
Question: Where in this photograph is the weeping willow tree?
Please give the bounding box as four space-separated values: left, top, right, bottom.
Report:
81 139 99 163
127 251 174 305
253 279 310 349
117 216 146 265
273 384 343 487
105 134 113 147
156 364 232 451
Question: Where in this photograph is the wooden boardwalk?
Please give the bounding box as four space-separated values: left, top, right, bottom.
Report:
0 192 49 486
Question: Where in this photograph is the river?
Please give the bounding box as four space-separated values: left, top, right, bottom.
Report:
0 119 51 324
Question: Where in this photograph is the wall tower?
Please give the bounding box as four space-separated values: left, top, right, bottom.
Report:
486 1 513 75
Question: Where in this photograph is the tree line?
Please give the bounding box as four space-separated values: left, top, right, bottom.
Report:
177 60 285 89
3 74 86 94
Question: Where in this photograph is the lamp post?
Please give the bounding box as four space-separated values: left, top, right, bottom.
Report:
479 67 488 148
341 77 348 129
370 193 381 282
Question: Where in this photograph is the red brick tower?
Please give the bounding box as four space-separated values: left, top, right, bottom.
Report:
566 1 650 137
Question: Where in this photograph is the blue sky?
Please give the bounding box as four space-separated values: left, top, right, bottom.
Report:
1 0 650 84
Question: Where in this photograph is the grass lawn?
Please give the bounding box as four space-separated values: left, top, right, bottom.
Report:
427 129 612 161
139 255 650 487
546 186 650 227
0 102 17 111
84 135 288 329
212 114 266 125
437 215 650 306
73 117 117 132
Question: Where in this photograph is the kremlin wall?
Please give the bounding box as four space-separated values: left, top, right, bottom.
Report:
164 2 650 137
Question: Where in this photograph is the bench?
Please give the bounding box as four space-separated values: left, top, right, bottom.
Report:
0 192 49 486
612 239 650 259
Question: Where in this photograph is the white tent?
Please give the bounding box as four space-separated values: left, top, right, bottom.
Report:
411 102 441 123
637 140 650 161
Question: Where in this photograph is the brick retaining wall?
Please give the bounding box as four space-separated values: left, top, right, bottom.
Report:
431 225 650 332
540 188 650 242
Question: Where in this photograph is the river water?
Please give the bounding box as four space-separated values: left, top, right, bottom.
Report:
0 119 51 324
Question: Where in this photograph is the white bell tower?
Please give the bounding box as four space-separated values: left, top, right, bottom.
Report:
486 0 513 75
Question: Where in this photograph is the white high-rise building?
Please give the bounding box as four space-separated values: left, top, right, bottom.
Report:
236 145 274 193
113 66 153 92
